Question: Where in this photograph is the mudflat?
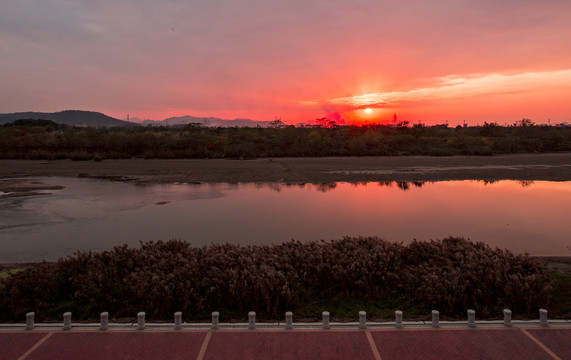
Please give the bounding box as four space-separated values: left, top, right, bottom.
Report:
1 153 570 184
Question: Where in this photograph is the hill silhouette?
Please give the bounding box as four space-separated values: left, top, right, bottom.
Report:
0 111 278 128
0 110 129 127
140 115 276 128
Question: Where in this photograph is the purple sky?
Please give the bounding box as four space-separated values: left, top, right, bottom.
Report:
1 0 570 125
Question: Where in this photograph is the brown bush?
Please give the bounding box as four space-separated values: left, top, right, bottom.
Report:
0 237 550 321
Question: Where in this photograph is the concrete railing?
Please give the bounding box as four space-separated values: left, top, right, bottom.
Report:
7 308 567 331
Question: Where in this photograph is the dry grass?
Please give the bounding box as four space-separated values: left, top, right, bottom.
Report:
0 237 552 322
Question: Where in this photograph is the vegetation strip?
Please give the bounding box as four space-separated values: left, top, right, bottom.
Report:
2 120 570 160
0 237 555 322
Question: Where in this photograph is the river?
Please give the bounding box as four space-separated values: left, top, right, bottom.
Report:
1 177 569 262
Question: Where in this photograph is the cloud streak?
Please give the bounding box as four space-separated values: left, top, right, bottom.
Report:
323 70 571 110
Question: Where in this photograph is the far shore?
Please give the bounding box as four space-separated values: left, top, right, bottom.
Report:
1 153 570 184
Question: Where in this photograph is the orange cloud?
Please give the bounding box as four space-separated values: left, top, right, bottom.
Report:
321 69 571 110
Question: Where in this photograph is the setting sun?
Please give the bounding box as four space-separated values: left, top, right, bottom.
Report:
364 108 372 114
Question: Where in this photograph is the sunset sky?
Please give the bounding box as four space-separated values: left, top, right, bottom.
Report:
1 0 570 125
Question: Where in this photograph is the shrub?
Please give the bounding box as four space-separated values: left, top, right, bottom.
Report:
1 125 569 159
0 237 551 321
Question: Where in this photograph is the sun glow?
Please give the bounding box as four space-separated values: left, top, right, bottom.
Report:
326 70 571 110
346 106 388 125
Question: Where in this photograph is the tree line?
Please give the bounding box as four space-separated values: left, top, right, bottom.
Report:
1 119 570 160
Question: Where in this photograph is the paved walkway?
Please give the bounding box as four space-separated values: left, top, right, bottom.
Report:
1 327 569 360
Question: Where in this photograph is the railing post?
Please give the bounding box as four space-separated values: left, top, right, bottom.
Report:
431 310 439 328
212 312 219 330
539 309 548 327
100 312 109 331
322 311 330 330
467 309 476 328
137 312 145 330
359 311 367 329
503 309 512 327
26 312 35 330
395 310 403 329
285 312 293 330
63 312 72 330
174 312 182 330
248 311 256 330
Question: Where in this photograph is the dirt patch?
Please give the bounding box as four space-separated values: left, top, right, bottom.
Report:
1 153 570 184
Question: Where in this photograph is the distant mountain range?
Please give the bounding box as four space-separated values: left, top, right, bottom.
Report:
0 110 280 128
139 115 276 128
0 110 130 127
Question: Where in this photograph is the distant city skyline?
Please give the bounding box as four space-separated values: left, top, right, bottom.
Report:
1 1 570 126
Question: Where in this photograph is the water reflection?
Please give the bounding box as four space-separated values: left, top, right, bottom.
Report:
253 180 535 193
481 180 535 187
0 178 568 262
254 181 422 193
254 182 339 193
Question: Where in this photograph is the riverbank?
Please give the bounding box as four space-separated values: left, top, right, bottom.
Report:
2 155 569 320
1 153 570 184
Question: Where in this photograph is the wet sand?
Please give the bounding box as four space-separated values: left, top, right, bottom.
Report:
1 153 570 184
0 179 65 198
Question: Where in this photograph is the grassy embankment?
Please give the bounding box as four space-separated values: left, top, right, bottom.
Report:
1 120 570 160
1 237 567 323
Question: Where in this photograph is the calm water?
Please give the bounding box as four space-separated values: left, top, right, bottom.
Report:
1 178 570 262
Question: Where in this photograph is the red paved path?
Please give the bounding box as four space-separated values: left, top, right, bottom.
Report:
1 328 569 360
204 331 375 360
371 328 558 360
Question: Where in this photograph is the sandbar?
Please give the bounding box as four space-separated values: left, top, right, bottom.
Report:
0 153 570 184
